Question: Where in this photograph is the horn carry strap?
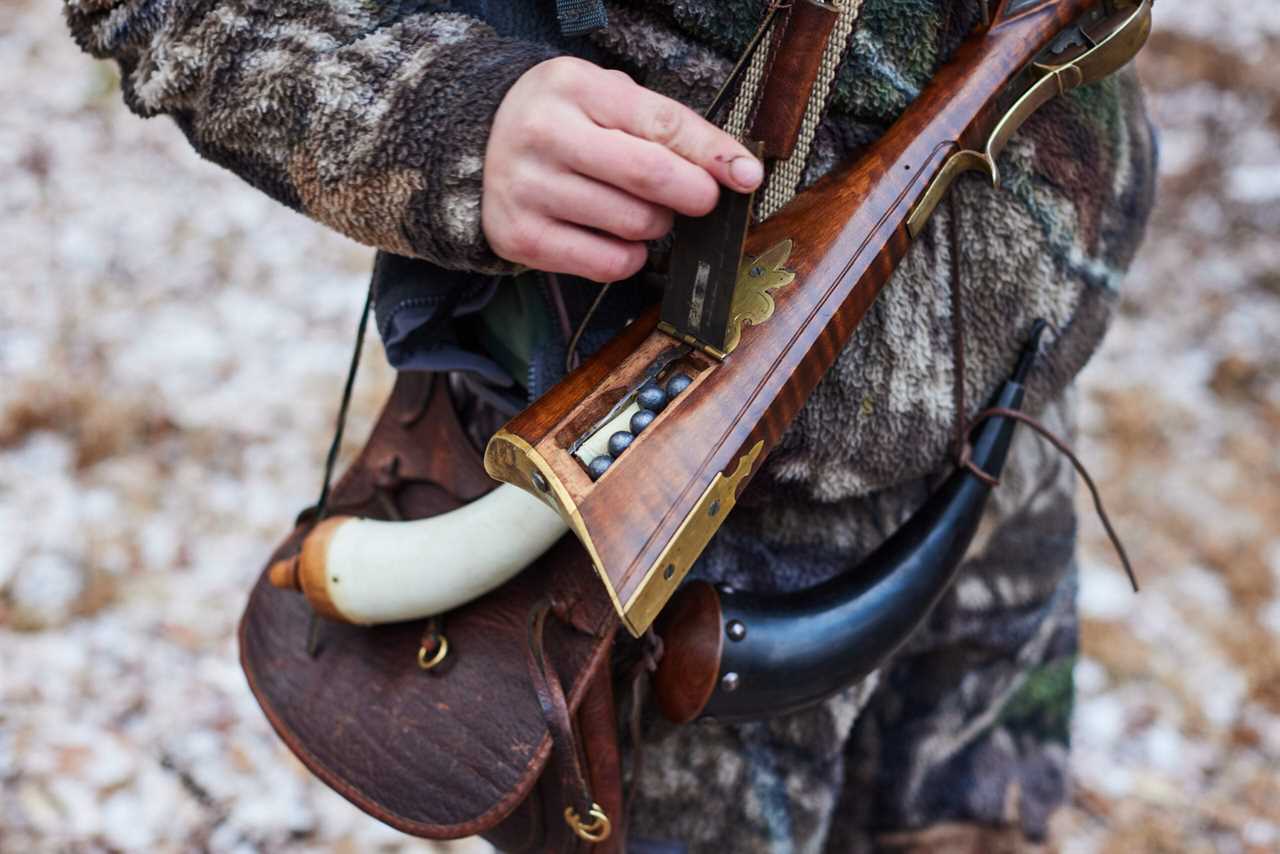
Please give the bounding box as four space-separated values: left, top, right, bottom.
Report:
945 197 1139 593
304 282 375 655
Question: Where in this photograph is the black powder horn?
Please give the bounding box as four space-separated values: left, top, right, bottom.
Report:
655 321 1048 723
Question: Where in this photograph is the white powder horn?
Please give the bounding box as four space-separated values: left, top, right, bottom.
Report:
268 483 569 625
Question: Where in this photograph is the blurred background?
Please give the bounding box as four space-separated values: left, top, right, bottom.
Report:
2 2 1277 852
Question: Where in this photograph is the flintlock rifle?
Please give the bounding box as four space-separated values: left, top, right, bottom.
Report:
270 0 1152 635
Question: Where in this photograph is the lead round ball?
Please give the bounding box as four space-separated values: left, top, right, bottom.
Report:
665 372 693 397
637 384 667 412
587 455 613 481
630 409 656 434
607 430 634 457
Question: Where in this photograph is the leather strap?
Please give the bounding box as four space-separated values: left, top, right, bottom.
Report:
720 1 865 219
945 197 1139 595
577 667 625 854
527 598 614 851
960 406 1140 593
750 0 841 161
757 0 864 219
556 0 608 37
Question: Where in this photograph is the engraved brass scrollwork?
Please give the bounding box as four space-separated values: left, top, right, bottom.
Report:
724 239 797 354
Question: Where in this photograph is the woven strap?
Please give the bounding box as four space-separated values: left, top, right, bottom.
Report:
556 0 609 37
725 0 865 219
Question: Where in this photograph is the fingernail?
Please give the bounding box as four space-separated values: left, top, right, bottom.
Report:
729 156 763 190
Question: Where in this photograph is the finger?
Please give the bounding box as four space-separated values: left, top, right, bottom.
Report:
530 172 674 242
581 83 763 193
491 214 647 283
565 126 720 218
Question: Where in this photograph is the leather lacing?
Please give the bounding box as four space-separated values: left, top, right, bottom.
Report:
303 283 376 656
945 194 1139 593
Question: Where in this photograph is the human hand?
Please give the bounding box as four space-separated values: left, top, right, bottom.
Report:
482 57 764 282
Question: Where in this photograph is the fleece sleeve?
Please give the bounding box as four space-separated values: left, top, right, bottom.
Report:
64 0 560 272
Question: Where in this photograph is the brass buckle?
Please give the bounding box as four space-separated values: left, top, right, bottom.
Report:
564 802 612 843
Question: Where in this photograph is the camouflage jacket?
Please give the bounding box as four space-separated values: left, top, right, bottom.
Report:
67 1 1156 845
65 0 1154 509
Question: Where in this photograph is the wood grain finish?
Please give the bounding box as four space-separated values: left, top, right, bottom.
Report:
652 580 724 724
490 0 1101 636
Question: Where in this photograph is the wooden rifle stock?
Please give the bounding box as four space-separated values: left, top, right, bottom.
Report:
485 0 1152 636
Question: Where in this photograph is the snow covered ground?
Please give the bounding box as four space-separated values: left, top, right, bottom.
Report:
1060 8 1280 850
2 2 1277 852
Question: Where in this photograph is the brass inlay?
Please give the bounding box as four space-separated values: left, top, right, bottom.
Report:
484 430 622 618
622 441 765 636
723 240 797 354
906 0 1152 238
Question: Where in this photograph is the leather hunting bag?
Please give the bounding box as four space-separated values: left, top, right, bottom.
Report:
239 372 626 852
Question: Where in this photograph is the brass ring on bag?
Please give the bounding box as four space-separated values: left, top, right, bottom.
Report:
417 636 449 670
564 803 612 843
